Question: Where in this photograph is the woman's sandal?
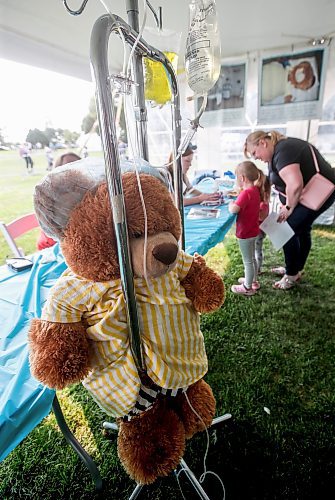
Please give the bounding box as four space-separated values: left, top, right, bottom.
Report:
271 266 286 276
273 274 300 290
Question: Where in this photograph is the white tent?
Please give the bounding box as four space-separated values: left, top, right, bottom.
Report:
1 0 335 81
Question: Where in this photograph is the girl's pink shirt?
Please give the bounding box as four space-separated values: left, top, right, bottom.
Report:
259 201 270 223
235 186 261 239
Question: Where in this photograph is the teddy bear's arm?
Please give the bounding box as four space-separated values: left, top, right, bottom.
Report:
180 253 225 313
28 319 91 389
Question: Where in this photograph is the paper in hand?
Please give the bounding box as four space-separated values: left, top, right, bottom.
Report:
260 212 294 251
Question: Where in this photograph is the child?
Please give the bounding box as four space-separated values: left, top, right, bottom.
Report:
255 171 271 275
228 161 267 296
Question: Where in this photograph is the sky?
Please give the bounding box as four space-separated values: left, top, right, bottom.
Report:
0 59 95 143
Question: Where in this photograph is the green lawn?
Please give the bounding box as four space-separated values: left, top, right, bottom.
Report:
0 150 45 262
0 150 335 499
0 150 102 263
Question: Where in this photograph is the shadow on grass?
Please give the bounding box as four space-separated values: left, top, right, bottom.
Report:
43 384 335 500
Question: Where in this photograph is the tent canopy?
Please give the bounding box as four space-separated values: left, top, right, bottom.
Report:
1 0 335 81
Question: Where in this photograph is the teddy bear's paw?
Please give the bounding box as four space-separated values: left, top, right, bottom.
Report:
181 260 225 313
175 379 216 439
28 319 91 389
117 401 186 484
192 270 225 313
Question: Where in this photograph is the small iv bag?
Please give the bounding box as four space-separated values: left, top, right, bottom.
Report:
185 0 221 95
143 28 182 105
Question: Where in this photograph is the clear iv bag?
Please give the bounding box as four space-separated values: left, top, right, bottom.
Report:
185 0 221 95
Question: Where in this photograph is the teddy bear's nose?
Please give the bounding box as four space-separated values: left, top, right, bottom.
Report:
152 243 178 265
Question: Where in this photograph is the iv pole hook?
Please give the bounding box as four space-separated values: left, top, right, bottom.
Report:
63 0 89 16
146 1 162 30
63 0 162 28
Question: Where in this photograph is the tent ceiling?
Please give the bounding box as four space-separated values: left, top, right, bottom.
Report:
1 0 335 81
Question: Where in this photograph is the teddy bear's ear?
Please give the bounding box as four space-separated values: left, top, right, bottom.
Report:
33 159 106 240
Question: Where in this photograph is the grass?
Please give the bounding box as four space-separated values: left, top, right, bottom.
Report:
0 150 101 264
0 150 46 263
1 150 335 499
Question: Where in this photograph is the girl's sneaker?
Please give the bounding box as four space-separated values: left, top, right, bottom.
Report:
231 283 256 296
238 277 260 290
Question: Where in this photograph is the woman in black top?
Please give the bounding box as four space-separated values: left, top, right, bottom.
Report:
244 130 335 289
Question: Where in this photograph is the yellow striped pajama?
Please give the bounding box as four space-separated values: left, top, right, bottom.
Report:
41 250 207 417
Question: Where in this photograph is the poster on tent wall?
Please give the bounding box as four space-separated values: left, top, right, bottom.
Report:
258 47 328 124
196 61 247 126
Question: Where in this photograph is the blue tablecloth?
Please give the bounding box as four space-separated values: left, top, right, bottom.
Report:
0 206 235 462
0 244 67 462
184 204 236 255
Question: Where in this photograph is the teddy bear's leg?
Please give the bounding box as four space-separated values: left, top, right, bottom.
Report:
117 398 185 485
174 379 216 439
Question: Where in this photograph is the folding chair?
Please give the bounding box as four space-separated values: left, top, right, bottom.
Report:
0 213 39 257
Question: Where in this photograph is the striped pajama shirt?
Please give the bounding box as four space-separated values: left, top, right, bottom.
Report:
41 250 207 418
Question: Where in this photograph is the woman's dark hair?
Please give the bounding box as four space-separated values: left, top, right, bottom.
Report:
182 146 195 158
166 145 195 183
54 152 81 168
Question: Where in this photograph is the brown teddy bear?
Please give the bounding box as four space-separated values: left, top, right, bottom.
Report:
28 160 225 484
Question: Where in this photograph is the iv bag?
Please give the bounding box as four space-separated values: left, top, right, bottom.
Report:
185 0 221 95
143 28 182 105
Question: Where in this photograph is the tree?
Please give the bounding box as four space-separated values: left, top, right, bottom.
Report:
81 97 98 134
44 127 57 144
81 114 97 135
63 129 80 145
26 128 48 146
0 129 6 147
81 95 127 142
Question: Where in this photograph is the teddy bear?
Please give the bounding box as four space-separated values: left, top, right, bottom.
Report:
28 159 225 485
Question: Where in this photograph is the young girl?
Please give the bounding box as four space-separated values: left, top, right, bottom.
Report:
255 170 271 275
228 161 267 296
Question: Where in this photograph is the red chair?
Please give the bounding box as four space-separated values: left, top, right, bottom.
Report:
0 213 39 257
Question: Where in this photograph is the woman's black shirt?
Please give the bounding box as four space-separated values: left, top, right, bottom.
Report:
269 137 335 200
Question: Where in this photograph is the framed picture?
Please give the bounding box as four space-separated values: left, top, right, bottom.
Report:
196 61 247 126
258 47 328 123
205 63 246 111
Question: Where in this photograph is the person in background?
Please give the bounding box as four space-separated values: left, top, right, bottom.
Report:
255 171 271 275
118 137 128 159
167 145 221 206
19 143 34 173
45 146 54 171
228 161 268 296
53 151 81 168
36 152 81 251
244 130 335 289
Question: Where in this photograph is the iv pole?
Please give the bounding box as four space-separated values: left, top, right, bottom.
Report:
124 0 186 246
65 1 232 497
90 4 185 373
